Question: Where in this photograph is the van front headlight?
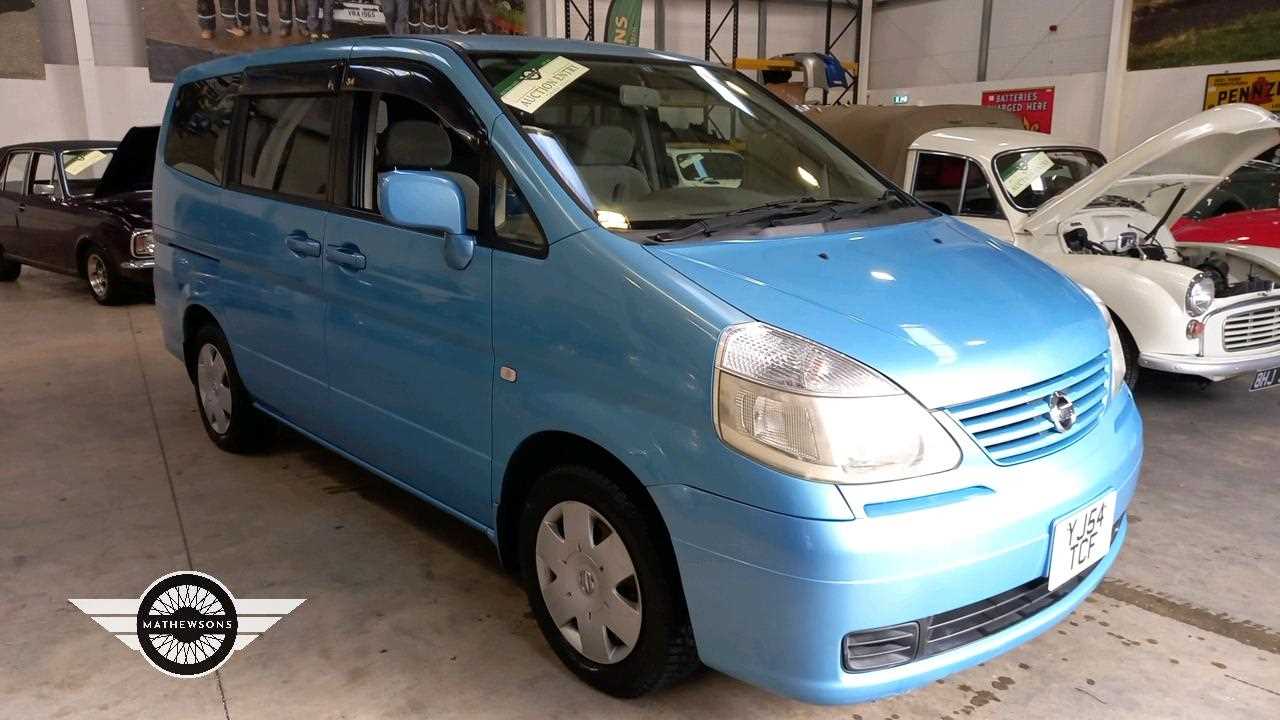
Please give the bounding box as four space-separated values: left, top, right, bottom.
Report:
714 322 961 484
1081 287 1126 397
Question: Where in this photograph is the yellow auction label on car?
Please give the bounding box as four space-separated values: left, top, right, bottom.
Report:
1203 70 1280 111
1000 151 1054 197
64 150 110 176
496 55 589 114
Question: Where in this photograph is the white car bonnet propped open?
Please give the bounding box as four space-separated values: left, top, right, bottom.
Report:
1016 104 1280 236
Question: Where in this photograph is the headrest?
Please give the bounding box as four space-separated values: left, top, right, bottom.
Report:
383 120 451 169
576 126 635 165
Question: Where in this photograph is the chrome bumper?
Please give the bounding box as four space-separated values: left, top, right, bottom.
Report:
121 258 155 270
1139 351 1280 381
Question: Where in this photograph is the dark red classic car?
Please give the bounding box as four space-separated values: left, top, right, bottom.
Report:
0 126 158 304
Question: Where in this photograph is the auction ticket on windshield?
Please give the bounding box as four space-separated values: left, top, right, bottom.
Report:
497 55 590 114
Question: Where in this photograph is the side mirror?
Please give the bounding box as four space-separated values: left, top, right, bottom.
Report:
377 170 467 236
32 183 58 197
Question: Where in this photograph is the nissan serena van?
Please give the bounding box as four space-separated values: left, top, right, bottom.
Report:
153 36 1144 704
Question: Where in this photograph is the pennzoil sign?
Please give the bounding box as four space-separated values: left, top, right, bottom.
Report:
1204 71 1280 112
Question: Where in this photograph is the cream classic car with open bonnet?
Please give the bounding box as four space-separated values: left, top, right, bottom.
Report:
807 103 1280 389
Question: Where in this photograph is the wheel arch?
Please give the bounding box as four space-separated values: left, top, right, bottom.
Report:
73 234 99 276
181 304 221 381
495 431 681 581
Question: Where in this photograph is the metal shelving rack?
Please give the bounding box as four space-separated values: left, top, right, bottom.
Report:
563 0 596 40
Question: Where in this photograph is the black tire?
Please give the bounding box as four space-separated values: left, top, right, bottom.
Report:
190 323 275 453
82 243 126 305
1114 314 1140 389
519 465 699 698
0 251 19 281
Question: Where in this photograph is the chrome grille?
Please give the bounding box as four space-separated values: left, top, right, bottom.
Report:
946 354 1109 465
1223 305 1280 352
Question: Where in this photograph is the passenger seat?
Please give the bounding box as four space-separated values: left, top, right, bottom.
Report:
380 120 479 231
572 126 651 204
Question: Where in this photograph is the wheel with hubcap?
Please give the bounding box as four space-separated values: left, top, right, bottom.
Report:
519 465 699 697
83 244 124 305
191 323 275 453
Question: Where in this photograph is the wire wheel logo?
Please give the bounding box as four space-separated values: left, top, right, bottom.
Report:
70 571 304 678
137 572 238 677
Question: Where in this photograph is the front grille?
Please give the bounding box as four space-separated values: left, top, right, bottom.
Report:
923 574 1086 657
946 353 1109 465
841 518 1120 673
1223 305 1280 352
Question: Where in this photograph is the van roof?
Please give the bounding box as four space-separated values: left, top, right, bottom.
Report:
173 35 707 85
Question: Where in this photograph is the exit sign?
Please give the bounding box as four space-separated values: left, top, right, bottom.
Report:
892 94 910 105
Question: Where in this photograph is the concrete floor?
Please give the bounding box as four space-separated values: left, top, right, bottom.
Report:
2 266 1278 719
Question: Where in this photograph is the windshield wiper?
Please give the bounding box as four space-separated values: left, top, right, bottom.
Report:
650 195 902 243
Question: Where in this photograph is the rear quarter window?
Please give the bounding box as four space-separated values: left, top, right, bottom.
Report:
165 74 242 185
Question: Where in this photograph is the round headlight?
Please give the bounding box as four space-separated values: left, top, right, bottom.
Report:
1185 274 1214 316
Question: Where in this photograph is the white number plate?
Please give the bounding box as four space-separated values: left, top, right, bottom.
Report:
332 6 384 24
1047 491 1116 591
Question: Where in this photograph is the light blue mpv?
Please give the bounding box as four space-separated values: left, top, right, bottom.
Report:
153 35 1143 704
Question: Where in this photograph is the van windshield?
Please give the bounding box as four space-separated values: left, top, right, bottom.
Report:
472 53 918 230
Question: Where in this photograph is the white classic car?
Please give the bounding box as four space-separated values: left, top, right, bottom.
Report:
806 103 1280 388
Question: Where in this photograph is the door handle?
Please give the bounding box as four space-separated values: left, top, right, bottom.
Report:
285 232 321 258
17 203 26 212
325 245 367 271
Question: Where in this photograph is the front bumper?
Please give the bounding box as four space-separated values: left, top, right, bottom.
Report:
119 257 155 284
649 388 1142 705
1139 350 1280 381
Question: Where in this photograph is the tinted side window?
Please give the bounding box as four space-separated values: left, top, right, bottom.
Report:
2 152 30 194
165 74 241 184
959 162 1002 218
239 95 336 203
913 153 966 214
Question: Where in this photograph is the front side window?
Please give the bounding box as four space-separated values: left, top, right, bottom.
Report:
165 74 241 184
61 149 115 196
31 153 58 198
349 91 483 231
2 152 30 194
472 54 921 232
994 148 1106 211
913 153 1002 219
238 95 336 202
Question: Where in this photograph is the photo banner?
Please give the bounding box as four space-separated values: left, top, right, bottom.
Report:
1129 0 1280 71
138 0 526 83
0 0 45 80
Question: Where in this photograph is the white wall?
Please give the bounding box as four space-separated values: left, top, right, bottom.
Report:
985 0 1112 80
867 0 1112 89
869 0 981 89
866 71 1107 146
1117 58 1280 152
0 66 89 144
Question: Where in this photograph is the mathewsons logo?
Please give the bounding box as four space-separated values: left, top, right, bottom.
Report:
70 571 304 678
